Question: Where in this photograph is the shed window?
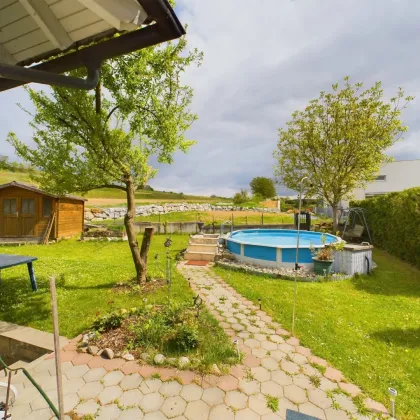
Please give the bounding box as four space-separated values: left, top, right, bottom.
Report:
375 175 386 181
43 198 52 217
3 199 17 214
21 199 35 215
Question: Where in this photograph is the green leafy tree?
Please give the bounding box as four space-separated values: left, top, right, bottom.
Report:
233 189 249 205
8 36 203 284
274 77 413 230
249 177 276 199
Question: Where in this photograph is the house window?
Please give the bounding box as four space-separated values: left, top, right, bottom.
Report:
375 175 386 181
3 199 17 214
43 198 52 217
21 199 35 215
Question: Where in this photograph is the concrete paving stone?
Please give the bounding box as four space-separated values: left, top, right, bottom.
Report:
104 358 126 371
77 380 104 399
295 346 311 357
63 392 79 412
143 410 171 420
299 402 326 420
121 361 141 375
225 390 248 409
59 350 78 363
103 370 125 389
217 375 239 392
238 331 250 339
261 380 284 398
139 392 164 412
159 380 182 397
31 374 58 391
283 384 308 404
229 365 247 379
308 355 328 367
289 353 308 365
280 360 300 375
121 373 143 390
24 407 55 419
88 355 108 368
98 384 123 405
96 403 121 420
338 382 362 397
262 357 280 371
278 344 294 354
277 397 298 419
66 364 89 379
307 389 332 409
247 325 261 334
235 313 246 320
180 383 203 402
62 377 85 394
301 364 319 377
119 389 144 407
9 403 32 418
251 366 271 382
118 407 145 419
139 365 159 378
13 387 40 405
32 359 56 374
238 379 260 395
75 399 100 416
184 400 211 420
161 395 187 418
324 407 349 420
261 414 283 420
261 340 278 351
334 393 358 413
177 371 196 385
253 333 267 341
83 366 107 383
234 407 260 420
244 338 261 349
232 323 244 331
270 350 287 362
319 377 338 392
209 403 235 420
293 374 315 390
248 392 273 416
202 387 225 406
72 352 93 366
269 335 285 344
324 367 344 382
30 394 58 411
141 378 163 394
252 347 268 358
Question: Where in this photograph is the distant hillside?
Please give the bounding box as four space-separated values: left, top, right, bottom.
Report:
0 170 229 206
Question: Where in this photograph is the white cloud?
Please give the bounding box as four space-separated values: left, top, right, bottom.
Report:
1 0 420 196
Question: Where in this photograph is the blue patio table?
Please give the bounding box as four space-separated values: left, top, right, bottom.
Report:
0 254 38 291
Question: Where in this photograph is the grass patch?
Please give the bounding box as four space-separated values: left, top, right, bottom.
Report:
213 249 420 419
266 395 279 412
0 235 235 371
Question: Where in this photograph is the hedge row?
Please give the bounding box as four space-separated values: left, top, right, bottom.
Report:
351 187 420 268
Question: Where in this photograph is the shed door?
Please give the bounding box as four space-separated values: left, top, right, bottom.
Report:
20 198 36 237
2 198 19 237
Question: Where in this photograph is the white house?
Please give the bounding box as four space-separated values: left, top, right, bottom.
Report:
351 159 420 200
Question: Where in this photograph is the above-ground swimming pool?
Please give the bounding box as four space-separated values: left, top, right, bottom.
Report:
225 229 341 269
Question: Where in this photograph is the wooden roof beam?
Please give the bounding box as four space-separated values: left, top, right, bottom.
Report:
19 0 73 50
77 0 148 31
0 44 17 65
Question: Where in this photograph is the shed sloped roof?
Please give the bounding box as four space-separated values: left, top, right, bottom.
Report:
0 181 87 201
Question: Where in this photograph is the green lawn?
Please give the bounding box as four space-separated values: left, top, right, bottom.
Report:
214 249 420 419
0 236 234 370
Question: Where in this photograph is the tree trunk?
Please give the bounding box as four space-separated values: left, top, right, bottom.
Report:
332 205 339 233
124 180 153 284
139 228 154 283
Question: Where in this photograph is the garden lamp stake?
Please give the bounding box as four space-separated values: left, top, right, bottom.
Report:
388 388 397 419
292 176 309 337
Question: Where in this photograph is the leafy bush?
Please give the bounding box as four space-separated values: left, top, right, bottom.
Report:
92 310 126 332
351 187 420 268
233 189 249 205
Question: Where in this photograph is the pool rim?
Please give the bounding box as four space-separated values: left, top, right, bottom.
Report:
225 229 341 249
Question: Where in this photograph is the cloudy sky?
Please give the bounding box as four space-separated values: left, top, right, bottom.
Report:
1 0 420 197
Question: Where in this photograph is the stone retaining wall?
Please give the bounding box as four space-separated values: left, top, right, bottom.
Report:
85 202 281 222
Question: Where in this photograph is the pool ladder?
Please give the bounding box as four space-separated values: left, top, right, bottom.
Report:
220 220 233 236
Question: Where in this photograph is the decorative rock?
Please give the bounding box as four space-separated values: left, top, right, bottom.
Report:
178 356 190 368
154 354 166 365
140 353 150 362
102 348 114 360
122 353 135 361
87 346 99 355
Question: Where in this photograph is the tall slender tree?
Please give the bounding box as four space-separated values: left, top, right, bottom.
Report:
8 36 203 283
274 77 413 230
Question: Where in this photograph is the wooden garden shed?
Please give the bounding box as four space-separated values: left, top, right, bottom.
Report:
0 181 86 244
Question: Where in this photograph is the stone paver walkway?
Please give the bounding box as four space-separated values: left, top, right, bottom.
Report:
8 263 388 419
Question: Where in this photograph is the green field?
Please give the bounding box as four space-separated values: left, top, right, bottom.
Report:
0 236 235 370
214 250 420 419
